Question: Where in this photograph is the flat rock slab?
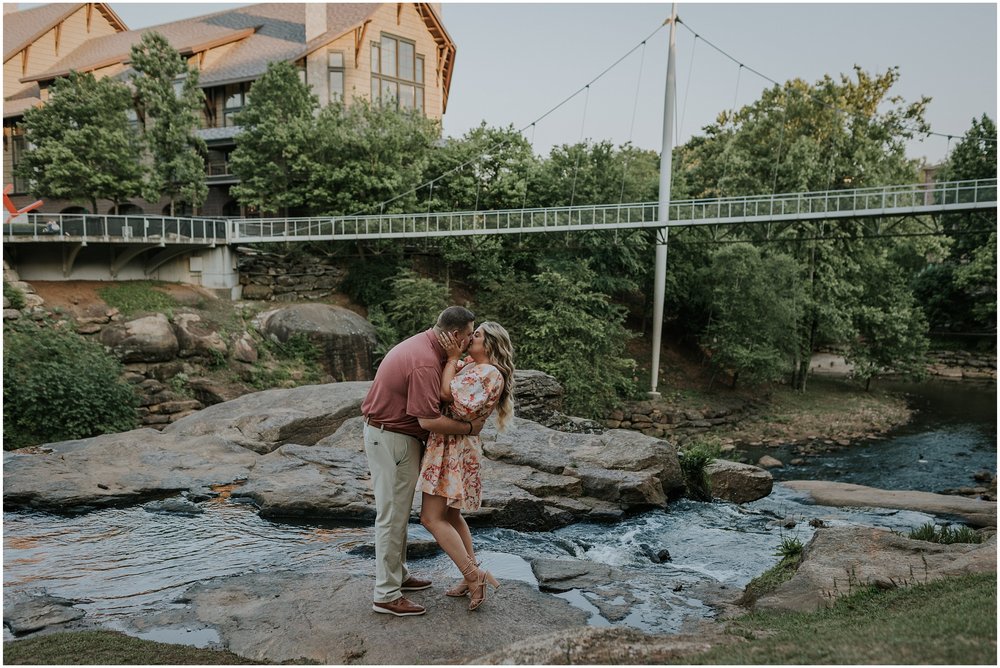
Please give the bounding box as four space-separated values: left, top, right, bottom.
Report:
163 381 372 454
136 570 588 664
3 593 86 636
783 480 997 527
470 626 718 664
3 432 257 512
755 526 997 614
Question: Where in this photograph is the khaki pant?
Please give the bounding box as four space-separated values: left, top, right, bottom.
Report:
363 422 421 603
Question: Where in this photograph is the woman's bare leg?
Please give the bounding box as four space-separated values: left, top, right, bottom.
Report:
447 506 476 564
420 493 477 587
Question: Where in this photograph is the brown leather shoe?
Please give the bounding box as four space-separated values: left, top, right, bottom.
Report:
372 596 426 616
401 576 432 591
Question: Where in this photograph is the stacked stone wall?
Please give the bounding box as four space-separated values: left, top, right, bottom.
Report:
238 255 346 302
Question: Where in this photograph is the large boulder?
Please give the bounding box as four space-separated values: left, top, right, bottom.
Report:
512 369 604 433
162 381 371 454
253 304 376 381
484 418 685 507
706 459 774 503
754 526 997 613
172 312 227 359
99 313 179 362
231 418 374 520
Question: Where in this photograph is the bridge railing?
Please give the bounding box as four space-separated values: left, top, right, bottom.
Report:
233 202 664 240
5 213 229 243
666 178 998 225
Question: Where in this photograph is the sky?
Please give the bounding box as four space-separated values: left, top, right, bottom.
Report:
16 1 999 165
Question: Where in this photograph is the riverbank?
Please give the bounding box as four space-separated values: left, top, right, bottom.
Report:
608 375 913 452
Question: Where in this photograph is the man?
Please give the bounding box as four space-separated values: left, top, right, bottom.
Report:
360 305 487 616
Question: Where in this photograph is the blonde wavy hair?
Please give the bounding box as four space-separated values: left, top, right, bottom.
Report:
478 321 515 432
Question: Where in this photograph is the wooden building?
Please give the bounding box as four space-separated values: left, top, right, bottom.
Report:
3 2 456 216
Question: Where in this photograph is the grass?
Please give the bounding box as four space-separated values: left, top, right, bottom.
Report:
738 543 803 608
97 281 177 317
689 572 997 665
2 629 261 665
909 522 985 544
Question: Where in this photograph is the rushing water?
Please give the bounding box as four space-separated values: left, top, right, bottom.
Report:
3 380 995 643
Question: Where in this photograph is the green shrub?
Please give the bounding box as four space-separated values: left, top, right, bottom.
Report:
3 319 139 449
909 522 984 544
385 269 449 338
4 281 26 310
678 438 721 501
97 281 176 316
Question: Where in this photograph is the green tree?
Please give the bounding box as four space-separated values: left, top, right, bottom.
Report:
384 269 449 338
129 32 208 214
424 123 539 211
308 98 439 215
16 71 143 213
3 320 139 449
670 68 930 389
532 140 659 206
847 257 929 390
694 244 803 388
926 114 997 331
478 261 636 417
229 61 318 216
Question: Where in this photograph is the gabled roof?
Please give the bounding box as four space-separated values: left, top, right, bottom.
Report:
20 3 385 86
3 3 127 62
5 3 457 116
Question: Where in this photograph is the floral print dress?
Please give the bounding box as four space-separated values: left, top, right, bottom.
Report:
417 362 504 511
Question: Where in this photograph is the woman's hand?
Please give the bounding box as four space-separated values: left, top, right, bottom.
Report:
437 330 464 361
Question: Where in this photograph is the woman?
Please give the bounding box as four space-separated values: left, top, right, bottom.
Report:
417 321 515 611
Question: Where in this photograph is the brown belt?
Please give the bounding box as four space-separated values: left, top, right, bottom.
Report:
363 415 387 430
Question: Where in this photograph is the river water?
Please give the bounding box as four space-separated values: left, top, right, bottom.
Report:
3 380 995 643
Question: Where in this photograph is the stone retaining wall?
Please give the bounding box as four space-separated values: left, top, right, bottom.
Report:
602 400 754 448
238 255 347 302
925 349 996 381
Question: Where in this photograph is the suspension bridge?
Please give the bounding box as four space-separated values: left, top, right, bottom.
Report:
5 178 995 245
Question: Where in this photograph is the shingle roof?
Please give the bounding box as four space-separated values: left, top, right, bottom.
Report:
20 3 383 86
3 3 127 62
3 3 81 61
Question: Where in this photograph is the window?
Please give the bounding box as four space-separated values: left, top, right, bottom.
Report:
9 132 29 194
328 51 344 103
223 82 251 126
371 34 424 112
125 108 142 133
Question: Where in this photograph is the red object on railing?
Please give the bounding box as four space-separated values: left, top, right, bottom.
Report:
3 184 43 221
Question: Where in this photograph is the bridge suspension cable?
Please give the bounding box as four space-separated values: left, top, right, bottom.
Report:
674 17 997 147
347 21 669 218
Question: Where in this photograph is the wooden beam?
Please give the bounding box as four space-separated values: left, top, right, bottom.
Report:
86 3 93 31
21 46 29 78
54 21 62 55
354 21 370 67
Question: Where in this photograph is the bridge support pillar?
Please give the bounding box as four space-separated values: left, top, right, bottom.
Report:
648 2 677 398
199 245 242 299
